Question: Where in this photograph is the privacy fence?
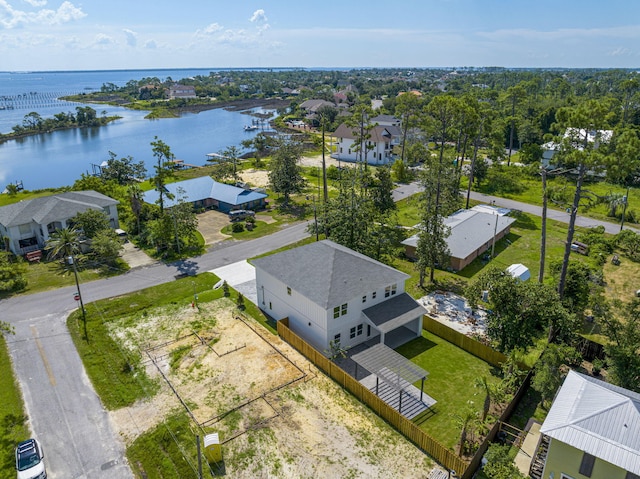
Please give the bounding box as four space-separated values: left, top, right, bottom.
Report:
277 315 532 479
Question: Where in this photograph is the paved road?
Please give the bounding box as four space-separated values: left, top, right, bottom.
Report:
2 184 635 478
393 181 639 235
2 221 310 479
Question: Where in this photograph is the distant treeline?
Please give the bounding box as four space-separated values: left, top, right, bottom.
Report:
0 106 120 143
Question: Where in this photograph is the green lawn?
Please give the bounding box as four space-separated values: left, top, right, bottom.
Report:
396 330 501 449
0 336 29 479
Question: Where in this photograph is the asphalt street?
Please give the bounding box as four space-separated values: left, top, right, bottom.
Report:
2 221 310 478
2 184 634 478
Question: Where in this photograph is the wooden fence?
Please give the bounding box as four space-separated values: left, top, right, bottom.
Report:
278 316 535 478
422 315 507 367
277 318 469 475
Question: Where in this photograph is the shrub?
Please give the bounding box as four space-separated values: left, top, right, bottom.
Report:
231 222 244 233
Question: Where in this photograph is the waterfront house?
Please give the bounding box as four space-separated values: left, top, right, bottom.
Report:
143 176 267 213
402 207 516 271
253 240 425 354
167 84 196 99
0 190 119 255
535 370 640 479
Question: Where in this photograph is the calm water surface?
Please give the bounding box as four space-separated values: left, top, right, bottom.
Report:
0 69 274 189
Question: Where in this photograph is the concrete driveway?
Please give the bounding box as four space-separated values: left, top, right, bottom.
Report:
198 210 232 245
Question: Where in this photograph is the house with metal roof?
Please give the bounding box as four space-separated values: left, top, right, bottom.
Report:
253 240 425 353
143 176 267 213
402 208 516 271
0 190 119 256
331 122 401 165
536 370 640 479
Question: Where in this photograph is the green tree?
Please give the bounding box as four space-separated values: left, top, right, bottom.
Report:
370 166 396 213
602 300 640 392
220 145 242 180
0 252 27 293
100 151 147 185
316 104 338 203
72 209 111 239
467 267 572 352
502 84 527 165
483 444 526 479
531 344 577 405
268 141 306 206
128 184 144 235
45 227 81 260
90 230 122 266
554 100 613 299
395 92 422 163
151 137 176 214
415 141 460 285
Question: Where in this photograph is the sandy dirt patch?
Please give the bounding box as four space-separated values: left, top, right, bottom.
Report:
108 299 435 478
420 291 488 337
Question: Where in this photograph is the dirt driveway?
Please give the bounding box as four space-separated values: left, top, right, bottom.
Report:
198 210 232 245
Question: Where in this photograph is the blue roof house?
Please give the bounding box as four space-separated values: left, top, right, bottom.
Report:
143 176 268 213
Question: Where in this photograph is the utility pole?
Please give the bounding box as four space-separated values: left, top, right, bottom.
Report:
68 255 88 342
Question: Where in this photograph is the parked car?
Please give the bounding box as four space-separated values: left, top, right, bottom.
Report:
15 438 46 479
228 210 255 222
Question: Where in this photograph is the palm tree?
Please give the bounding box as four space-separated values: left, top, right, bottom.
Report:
46 227 80 260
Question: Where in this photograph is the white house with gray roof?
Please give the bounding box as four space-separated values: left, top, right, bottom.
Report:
0 190 119 255
253 240 425 354
537 370 640 479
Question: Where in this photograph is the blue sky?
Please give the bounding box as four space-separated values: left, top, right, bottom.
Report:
1 0 639 70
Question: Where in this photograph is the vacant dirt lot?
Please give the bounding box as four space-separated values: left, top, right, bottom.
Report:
108 299 435 478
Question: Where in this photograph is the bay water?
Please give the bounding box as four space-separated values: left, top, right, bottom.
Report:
0 69 274 190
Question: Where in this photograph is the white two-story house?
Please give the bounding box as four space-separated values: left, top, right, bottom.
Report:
0 190 119 255
331 121 401 165
253 240 425 354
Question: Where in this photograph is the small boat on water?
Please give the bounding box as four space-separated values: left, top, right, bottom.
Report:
244 124 259 131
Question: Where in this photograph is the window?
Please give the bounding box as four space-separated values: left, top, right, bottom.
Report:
334 333 341 344
269 302 272 310
18 224 31 235
341 303 348 316
372 291 377 299
385 286 391 297
357 324 363 336
287 286 291 295
333 306 340 319
579 453 595 477
350 327 356 339
362 295 367 303
391 284 397 296
367 324 371 336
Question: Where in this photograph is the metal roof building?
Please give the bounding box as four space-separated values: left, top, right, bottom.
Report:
540 370 640 477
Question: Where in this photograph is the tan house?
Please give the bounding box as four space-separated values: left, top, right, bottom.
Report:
402 207 516 271
167 84 196 99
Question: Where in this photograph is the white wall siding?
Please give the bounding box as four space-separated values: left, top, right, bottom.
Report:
256 269 329 352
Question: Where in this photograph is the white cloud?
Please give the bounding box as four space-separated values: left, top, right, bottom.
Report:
249 9 267 25
143 39 156 49
123 28 137 47
0 0 86 28
22 0 47 6
93 33 114 46
203 22 222 34
609 47 632 56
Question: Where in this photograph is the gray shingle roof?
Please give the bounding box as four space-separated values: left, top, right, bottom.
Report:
540 370 640 475
333 123 401 142
0 191 118 227
362 293 426 333
252 240 409 309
